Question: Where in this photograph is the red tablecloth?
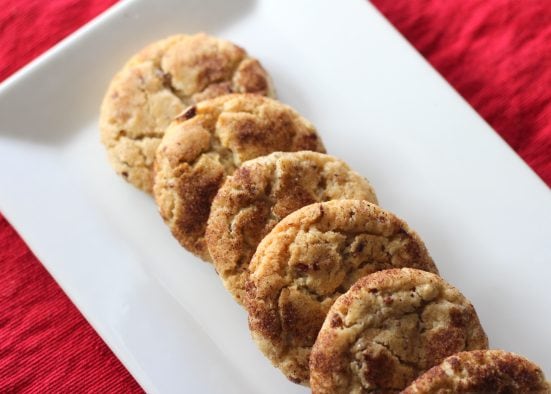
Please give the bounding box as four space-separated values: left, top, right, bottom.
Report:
1 0 549 392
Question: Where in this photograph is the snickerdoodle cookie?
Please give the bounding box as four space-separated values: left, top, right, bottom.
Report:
403 350 550 393
310 268 488 393
206 153 378 305
100 33 274 192
154 95 325 261
246 200 438 384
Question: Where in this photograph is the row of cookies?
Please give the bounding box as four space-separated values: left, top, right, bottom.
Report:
216 188 547 392
241 198 496 392
99 34 549 392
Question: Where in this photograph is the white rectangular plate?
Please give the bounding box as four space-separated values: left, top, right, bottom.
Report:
1 0 550 392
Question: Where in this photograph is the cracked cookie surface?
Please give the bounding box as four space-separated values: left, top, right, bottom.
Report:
245 200 438 385
206 153 378 305
154 95 325 261
402 350 550 393
100 33 275 192
310 268 488 393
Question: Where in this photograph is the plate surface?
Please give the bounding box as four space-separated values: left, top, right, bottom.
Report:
1 0 550 392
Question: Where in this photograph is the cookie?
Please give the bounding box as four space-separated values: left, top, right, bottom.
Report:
153 94 325 261
246 200 438 385
206 152 378 305
402 350 550 393
309 268 488 393
100 33 275 192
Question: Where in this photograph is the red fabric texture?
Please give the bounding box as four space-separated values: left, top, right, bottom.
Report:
0 216 143 393
0 0 549 392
